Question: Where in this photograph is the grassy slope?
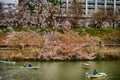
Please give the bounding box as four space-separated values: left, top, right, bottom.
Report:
0 28 120 60
71 28 120 44
0 28 120 44
74 28 120 60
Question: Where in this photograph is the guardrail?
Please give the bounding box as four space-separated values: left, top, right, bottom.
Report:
0 43 119 50
0 44 120 47
82 44 120 47
0 44 41 50
104 44 120 46
0 44 40 47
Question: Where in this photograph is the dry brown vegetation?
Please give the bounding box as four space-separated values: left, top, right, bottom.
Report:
0 33 6 44
37 30 101 60
0 29 103 60
0 29 120 60
5 30 44 45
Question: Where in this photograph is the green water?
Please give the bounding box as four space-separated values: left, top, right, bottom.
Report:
0 61 120 80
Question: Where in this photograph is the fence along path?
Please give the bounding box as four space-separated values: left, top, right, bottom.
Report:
0 44 120 50
0 44 40 50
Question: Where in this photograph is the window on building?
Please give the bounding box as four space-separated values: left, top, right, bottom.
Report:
116 0 120 2
107 0 114 1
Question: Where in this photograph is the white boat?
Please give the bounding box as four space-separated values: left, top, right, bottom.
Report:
20 66 39 69
0 60 16 64
86 72 107 79
82 63 90 66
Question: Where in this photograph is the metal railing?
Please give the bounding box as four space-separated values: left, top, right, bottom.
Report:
0 44 119 50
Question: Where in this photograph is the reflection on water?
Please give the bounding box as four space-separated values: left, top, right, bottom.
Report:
0 61 120 80
86 77 108 80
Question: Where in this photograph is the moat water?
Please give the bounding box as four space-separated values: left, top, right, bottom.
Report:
0 60 120 80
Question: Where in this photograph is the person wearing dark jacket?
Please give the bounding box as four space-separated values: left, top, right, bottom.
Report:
93 69 97 75
28 63 32 67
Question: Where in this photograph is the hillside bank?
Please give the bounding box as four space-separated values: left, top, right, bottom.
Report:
0 28 120 60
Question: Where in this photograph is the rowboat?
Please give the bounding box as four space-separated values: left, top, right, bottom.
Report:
0 60 16 64
82 63 90 67
86 72 107 79
20 66 39 69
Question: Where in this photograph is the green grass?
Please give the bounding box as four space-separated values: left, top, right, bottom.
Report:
1 27 120 37
71 28 120 36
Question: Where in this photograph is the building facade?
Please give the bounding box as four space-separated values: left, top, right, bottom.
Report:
60 0 120 17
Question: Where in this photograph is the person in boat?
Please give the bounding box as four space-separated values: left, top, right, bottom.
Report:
28 63 32 67
93 69 97 75
23 63 27 67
